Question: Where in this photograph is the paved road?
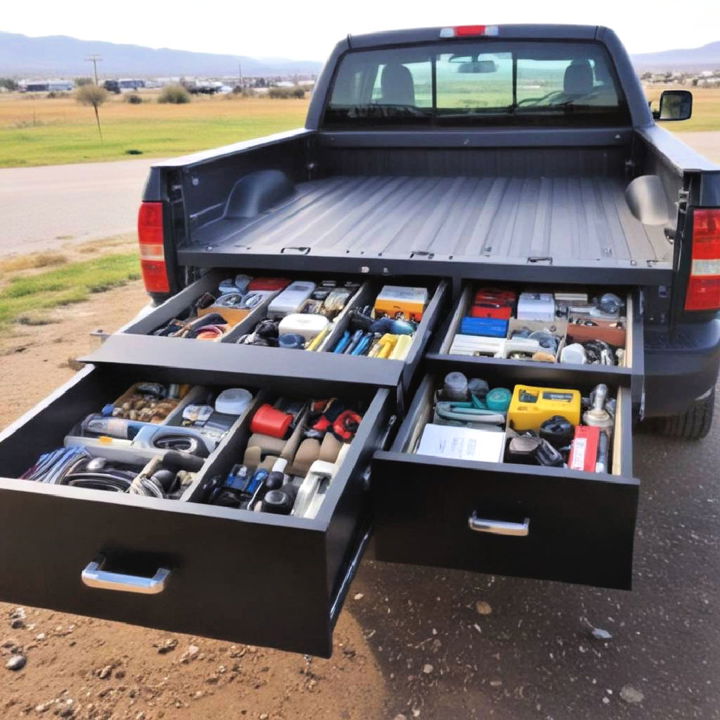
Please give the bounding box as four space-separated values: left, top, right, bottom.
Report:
348 400 720 719
0 132 718 258
0 158 158 256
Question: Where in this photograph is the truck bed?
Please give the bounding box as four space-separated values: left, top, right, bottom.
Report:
197 174 672 270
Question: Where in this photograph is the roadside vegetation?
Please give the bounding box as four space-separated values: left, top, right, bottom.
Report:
158 84 191 104
0 251 140 326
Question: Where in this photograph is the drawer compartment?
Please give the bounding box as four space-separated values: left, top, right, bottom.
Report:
89 271 447 394
0 365 392 656
427 284 643 394
371 371 638 590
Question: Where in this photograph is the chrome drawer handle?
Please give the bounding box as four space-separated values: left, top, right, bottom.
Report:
468 512 530 537
81 556 170 595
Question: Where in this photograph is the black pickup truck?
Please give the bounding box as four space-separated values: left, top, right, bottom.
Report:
1 24 719 658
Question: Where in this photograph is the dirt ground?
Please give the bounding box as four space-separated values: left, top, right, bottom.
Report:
0 282 390 720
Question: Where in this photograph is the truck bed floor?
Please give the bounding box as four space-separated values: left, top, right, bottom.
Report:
203 175 673 270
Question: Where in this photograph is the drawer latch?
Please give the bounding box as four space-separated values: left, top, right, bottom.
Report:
468 512 530 537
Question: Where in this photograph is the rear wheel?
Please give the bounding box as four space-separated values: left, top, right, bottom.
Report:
660 388 715 440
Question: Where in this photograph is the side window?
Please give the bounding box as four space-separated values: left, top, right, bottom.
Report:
370 61 432 107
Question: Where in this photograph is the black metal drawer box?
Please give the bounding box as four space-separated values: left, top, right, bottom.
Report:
0 364 392 657
371 371 639 590
88 270 447 397
425 285 644 398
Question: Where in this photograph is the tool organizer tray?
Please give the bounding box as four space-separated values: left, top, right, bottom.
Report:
426 285 645 400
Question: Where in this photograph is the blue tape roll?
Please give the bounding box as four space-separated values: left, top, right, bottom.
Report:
486 387 512 412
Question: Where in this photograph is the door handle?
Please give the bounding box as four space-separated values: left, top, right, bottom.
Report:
81 556 170 595
468 512 530 537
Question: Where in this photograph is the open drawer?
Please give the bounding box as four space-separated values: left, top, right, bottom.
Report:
371 370 639 590
0 364 393 657
426 284 644 399
88 269 447 396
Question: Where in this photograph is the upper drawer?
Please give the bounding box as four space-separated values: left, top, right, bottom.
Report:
0 364 392 657
372 369 638 590
426 284 644 394
87 270 447 394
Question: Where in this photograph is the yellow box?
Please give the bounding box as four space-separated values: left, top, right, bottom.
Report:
508 384 581 431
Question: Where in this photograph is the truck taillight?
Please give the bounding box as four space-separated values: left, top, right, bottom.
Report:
137 201 170 294
685 208 720 312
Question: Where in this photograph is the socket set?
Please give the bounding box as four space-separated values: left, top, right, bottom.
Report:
447 286 628 366
412 372 616 474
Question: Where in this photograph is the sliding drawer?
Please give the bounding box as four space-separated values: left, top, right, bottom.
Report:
0 364 392 657
426 285 644 399
371 371 638 590
90 271 447 395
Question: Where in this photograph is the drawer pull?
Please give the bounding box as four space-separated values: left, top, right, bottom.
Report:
468 513 530 537
81 557 170 595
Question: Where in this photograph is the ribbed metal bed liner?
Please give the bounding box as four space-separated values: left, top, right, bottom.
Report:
197 175 672 270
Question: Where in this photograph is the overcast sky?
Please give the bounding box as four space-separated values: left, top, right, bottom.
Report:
4 0 718 60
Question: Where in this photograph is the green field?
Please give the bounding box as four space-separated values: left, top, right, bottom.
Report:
0 93 309 167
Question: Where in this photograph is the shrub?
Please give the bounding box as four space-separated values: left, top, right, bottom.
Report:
47 91 71 99
158 84 191 104
75 84 109 107
268 86 305 99
125 93 143 104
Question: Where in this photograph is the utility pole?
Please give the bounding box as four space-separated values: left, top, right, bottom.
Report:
238 62 243 89
86 55 102 85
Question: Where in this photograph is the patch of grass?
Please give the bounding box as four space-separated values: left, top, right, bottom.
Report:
0 94 309 167
0 253 140 326
0 251 68 274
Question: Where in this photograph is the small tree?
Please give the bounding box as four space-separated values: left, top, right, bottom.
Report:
74 77 94 87
76 83 109 140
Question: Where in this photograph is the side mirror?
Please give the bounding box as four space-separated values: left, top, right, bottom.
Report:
654 90 692 121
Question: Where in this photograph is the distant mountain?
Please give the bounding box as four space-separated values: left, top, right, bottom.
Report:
0 31 323 78
632 41 720 71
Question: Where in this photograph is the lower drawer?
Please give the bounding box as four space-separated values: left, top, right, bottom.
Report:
0 365 392 656
371 372 639 590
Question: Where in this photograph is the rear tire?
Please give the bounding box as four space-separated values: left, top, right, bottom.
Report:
660 389 715 440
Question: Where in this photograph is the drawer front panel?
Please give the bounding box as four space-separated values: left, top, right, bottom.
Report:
372 454 638 589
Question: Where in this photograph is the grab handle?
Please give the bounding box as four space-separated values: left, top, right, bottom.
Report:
81 556 170 595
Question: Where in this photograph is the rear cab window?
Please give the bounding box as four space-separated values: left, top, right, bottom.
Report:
323 40 629 128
